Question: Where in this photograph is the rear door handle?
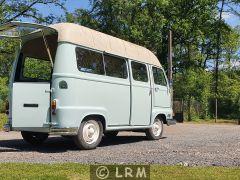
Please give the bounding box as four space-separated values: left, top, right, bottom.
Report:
45 89 52 93
23 104 38 108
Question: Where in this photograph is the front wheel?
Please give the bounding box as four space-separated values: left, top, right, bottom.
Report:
145 117 163 140
21 131 49 146
74 119 103 150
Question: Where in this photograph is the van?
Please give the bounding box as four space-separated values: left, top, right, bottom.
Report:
1 22 175 150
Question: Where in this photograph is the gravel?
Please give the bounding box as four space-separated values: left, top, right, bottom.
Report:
0 123 239 166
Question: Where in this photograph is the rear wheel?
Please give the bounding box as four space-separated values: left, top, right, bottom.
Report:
21 131 48 146
145 117 163 140
74 118 103 150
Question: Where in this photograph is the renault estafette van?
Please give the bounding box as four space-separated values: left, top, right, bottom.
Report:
1 21 175 150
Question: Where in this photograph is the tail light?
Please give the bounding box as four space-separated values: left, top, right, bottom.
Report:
5 101 9 115
51 100 57 115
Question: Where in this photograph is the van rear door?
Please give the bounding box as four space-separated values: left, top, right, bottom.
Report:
0 21 56 38
0 21 57 130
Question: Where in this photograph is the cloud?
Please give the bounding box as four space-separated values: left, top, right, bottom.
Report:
222 12 233 20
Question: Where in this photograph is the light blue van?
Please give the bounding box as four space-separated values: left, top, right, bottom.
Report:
2 22 175 150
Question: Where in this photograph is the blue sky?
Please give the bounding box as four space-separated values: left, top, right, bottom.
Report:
36 0 90 17
37 0 239 27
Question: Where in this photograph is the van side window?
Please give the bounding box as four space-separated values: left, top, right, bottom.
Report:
104 54 128 79
76 47 104 75
152 67 167 86
131 61 148 82
22 57 52 81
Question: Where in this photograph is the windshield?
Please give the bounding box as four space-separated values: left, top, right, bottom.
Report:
14 34 58 82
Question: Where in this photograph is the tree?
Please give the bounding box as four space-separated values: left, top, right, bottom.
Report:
0 0 65 112
65 0 240 120
0 0 66 24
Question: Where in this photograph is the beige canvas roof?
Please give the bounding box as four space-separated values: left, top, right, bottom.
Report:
50 23 161 67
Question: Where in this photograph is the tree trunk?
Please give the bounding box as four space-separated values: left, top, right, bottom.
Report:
215 0 225 123
187 98 192 121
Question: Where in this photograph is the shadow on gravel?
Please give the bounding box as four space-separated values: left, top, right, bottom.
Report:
0 135 166 153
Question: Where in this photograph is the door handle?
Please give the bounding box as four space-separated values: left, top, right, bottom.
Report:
45 88 53 93
23 104 38 108
155 87 160 91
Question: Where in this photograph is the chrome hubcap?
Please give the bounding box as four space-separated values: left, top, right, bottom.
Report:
82 120 100 144
152 120 162 137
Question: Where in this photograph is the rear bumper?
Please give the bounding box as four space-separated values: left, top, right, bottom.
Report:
49 127 78 135
166 119 176 126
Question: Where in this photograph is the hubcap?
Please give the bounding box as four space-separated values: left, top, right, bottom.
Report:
152 120 163 137
82 120 100 144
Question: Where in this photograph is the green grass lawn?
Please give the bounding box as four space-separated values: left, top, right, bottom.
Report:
0 163 239 180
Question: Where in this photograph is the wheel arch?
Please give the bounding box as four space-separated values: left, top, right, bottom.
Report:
155 114 167 124
81 114 106 131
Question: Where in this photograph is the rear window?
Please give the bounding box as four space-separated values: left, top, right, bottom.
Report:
131 61 148 82
104 54 128 79
14 34 57 82
23 57 52 81
15 54 52 82
76 47 104 75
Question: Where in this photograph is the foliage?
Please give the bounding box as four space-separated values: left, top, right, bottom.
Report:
174 68 212 120
0 77 8 112
23 57 52 81
0 0 64 113
0 0 239 121
64 0 240 120
0 0 66 24
0 113 7 129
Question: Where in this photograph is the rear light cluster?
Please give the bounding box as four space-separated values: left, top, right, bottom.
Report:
51 100 57 115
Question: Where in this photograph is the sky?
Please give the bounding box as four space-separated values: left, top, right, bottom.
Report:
36 0 90 18
36 0 240 27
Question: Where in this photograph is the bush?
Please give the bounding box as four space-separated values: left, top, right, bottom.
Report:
0 113 7 130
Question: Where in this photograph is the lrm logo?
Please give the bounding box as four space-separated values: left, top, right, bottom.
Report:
90 165 150 180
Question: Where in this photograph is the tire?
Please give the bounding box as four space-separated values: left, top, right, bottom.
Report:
104 131 119 138
73 118 103 150
21 131 49 146
145 117 163 140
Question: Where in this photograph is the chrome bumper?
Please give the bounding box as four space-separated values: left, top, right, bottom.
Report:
49 127 78 135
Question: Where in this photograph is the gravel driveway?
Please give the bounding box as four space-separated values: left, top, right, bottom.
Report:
0 123 239 166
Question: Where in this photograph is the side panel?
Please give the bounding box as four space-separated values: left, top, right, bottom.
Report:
12 82 50 128
153 85 171 108
152 66 171 108
51 43 131 128
129 61 152 126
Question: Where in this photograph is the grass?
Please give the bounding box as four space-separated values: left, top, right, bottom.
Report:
0 113 7 130
0 163 239 180
0 163 88 180
151 165 240 180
